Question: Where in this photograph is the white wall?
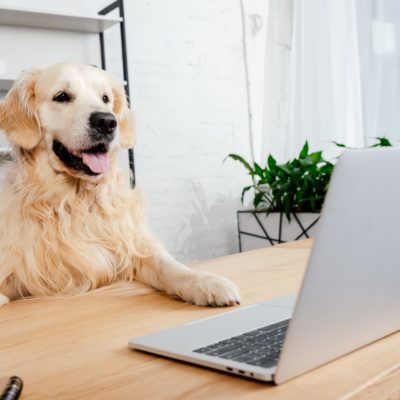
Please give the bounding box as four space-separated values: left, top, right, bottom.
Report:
120 0 259 262
0 0 266 263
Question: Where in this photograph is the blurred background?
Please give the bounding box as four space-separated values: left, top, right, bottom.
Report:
0 0 399 262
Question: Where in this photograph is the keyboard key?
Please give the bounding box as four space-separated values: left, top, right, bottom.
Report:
230 354 257 363
247 356 277 368
205 344 241 356
216 348 250 359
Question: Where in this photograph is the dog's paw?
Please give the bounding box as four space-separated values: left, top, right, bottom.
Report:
0 294 10 307
179 272 240 307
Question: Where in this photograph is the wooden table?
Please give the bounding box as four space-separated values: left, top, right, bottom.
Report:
1 240 399 399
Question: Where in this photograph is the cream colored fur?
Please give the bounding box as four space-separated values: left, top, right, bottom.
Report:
0 62 240 307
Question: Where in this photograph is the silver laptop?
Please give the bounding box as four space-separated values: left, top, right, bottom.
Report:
129 148 400 383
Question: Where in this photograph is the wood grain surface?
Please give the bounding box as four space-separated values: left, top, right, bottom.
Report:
1 239 399 399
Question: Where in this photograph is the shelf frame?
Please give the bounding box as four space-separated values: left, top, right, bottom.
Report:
99 0 135 188
0 6 122 34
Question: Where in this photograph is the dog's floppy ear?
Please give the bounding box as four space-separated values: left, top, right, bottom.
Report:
0 69 42 150
111 80 135 149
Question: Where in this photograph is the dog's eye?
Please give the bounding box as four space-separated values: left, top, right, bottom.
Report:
53 92 71 103
102 94 110 104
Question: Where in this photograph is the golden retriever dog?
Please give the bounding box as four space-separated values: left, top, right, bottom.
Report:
0 62 240 307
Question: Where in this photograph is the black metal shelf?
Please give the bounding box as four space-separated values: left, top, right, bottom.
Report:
98 0 135 188
0 6 121 33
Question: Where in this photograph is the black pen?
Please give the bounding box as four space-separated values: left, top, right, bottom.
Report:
0 376 23 400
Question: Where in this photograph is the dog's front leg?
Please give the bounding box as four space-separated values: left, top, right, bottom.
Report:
134 247 240 307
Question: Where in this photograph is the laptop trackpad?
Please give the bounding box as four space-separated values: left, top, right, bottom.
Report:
182 294 297 349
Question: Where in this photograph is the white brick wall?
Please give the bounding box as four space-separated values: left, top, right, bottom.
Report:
0 0 265 263
120 0 258 262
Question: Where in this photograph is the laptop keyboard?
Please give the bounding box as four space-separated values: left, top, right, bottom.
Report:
193 319 290 369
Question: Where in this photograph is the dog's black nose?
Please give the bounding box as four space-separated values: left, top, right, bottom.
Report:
89 112 117 136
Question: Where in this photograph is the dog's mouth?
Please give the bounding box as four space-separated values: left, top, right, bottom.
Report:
52 140 110 176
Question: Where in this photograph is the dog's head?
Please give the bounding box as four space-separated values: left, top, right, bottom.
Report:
0 62 134 179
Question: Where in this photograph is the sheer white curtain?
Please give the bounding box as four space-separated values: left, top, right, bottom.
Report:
256 0 400 164
258 0 294 164
286 0 365 161
355 0 400 145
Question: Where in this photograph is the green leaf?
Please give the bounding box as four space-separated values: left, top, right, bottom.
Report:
253 191 265 208
254 162 264 177
225 154 254 175
332 141 347 148
228 140 336 219
299 141 309 159
279 164 292 175
309 151 322 163
372 137 393 147
240 185 253 203
267 154 277 170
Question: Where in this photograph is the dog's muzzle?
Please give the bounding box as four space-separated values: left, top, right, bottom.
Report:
52 112 117 176
52 140 111 176
89 112 117 141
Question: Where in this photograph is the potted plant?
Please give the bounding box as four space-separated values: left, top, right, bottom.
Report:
228 138 393 251
227 142 334 251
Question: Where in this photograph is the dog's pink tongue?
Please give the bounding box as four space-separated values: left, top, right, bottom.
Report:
82 152 110 174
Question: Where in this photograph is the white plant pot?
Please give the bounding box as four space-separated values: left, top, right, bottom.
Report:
237 210 320 252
